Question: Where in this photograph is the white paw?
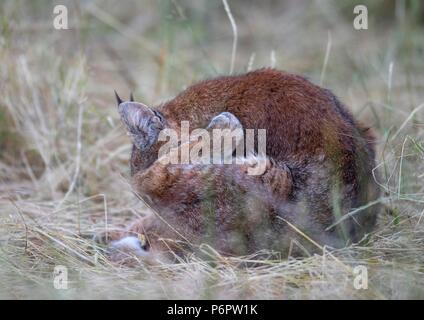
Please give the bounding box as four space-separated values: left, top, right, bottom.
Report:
109 236 149 257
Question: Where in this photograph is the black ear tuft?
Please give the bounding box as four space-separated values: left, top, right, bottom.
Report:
130 92 135 102
114 90 123 106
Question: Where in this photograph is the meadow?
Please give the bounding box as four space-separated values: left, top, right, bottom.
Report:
0 0 424 299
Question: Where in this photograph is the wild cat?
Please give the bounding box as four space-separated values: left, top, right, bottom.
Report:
104 68 380 262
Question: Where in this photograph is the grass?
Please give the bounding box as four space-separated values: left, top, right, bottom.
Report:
0 0 424 299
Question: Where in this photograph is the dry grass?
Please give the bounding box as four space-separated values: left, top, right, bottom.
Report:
1 0 424 299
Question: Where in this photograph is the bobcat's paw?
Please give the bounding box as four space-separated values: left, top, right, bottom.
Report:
109 236 150 257
92 229 124 246
93 228 152 264
206 112 243 131
105 235 155 265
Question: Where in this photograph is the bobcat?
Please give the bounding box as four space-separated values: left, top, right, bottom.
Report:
105 68 380 263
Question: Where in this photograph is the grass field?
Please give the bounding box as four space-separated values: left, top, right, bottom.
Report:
1 0 424 299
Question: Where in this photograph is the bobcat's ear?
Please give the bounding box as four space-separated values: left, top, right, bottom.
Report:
114 90 123 105
117 98 164 151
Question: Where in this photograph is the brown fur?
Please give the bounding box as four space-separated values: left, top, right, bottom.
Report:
110 68 380 260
